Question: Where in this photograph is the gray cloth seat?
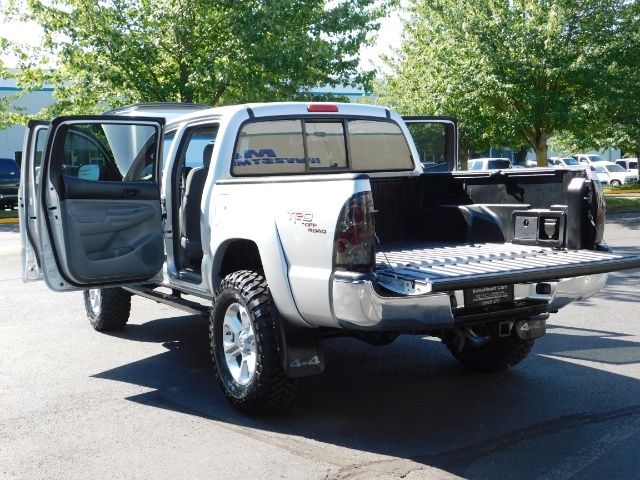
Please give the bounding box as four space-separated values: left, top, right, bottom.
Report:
180 143 214 267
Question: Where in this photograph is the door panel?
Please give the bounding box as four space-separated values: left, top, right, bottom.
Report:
39 115 166 290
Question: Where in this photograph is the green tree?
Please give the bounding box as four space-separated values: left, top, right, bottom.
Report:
377 0 638 166
1 0 389 119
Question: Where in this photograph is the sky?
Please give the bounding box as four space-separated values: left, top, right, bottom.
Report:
1 9 403 72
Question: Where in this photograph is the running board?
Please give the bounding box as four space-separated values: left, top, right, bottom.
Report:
123 286 211 316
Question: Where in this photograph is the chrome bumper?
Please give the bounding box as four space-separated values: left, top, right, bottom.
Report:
332 272 608 331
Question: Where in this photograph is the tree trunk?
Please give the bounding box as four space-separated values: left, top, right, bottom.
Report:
523 129 548 167
179 60 193 103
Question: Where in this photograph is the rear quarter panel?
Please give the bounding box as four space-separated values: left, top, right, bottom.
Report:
206 175 372 328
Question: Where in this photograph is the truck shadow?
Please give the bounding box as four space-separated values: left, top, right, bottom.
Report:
575 268 640 305
94 312 640 479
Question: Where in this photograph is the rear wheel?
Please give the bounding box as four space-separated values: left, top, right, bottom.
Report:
210 270 296 414
83 288 131 331
446 326 534 372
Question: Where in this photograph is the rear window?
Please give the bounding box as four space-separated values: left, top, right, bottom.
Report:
488 159 512 169
232 119 413 176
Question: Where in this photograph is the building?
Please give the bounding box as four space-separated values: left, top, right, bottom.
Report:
0 76 55 164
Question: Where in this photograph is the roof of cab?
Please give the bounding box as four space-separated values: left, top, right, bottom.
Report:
102 102 210 122
165 101 394 126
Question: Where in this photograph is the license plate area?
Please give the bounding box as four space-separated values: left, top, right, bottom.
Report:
464 285 514 307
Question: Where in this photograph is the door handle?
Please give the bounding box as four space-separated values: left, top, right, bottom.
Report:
122 189 139 198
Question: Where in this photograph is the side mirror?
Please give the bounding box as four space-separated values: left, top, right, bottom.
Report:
77 164 101 181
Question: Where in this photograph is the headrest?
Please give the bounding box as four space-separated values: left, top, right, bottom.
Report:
203 142 215 169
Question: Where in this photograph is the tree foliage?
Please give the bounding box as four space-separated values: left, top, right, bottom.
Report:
1 0 389 120
377 0 639 166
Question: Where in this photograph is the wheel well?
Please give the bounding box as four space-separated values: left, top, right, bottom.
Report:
219 240 263 280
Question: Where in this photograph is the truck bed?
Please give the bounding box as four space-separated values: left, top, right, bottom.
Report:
375 242 640 294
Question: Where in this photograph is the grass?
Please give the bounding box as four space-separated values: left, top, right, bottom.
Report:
0 209 18 219
605 196 640 210
603 184 640 194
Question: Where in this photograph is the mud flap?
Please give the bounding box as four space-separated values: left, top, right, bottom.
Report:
274 312 325 378
515 317 547 340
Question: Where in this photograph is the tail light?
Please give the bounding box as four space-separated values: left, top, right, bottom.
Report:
334 192 375 271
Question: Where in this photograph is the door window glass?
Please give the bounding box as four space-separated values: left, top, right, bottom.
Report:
55 122 159 182
405 122 449 171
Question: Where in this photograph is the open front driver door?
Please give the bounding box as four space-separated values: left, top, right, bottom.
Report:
19 120 49 282
36 115 166 292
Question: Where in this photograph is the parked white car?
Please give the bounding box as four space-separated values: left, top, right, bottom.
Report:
591 162 639 186
573 154 608 165
615 158 639 177
467 157 512 170
550 157 582 168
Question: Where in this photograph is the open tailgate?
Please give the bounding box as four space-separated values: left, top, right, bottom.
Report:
376 242 640 294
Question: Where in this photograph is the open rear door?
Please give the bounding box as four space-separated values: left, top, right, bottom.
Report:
35 115 166 291
403 116 458 172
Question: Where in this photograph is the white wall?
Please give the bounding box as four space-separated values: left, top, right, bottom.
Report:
0 78 54 163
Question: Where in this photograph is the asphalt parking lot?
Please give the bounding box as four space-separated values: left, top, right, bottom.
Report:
1 214 640 480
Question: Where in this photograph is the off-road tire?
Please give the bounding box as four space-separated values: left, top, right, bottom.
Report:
447 329 534 372
83 288 131 332
210 270 296 414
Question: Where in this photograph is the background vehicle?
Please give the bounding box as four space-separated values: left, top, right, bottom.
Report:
467 157 512 170
573 154 608 165
615 158 639 177
591 162 639 186
0 157 20 210
550 157 581 168
19 102 640 414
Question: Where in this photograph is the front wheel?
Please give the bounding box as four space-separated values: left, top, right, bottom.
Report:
446 327 534 372
210 270 296 414
610 179 622 187
83 288 131 331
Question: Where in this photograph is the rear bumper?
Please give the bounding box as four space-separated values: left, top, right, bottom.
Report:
332 272 608 331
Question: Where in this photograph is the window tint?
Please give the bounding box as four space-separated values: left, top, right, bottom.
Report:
306 121 347 169
233 120 306 175
57 122 160 182
348 120 413 171
232 118 413 176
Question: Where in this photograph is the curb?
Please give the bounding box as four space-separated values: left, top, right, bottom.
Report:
0 218 18 224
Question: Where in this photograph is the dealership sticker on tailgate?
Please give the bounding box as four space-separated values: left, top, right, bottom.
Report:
464 285 514 307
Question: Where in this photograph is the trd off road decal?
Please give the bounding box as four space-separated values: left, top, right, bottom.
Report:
287 210 327 235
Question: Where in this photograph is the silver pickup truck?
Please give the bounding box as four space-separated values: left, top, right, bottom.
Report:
19 102 640 414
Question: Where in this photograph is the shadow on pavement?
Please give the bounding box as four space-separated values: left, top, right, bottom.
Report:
93 309 640 479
